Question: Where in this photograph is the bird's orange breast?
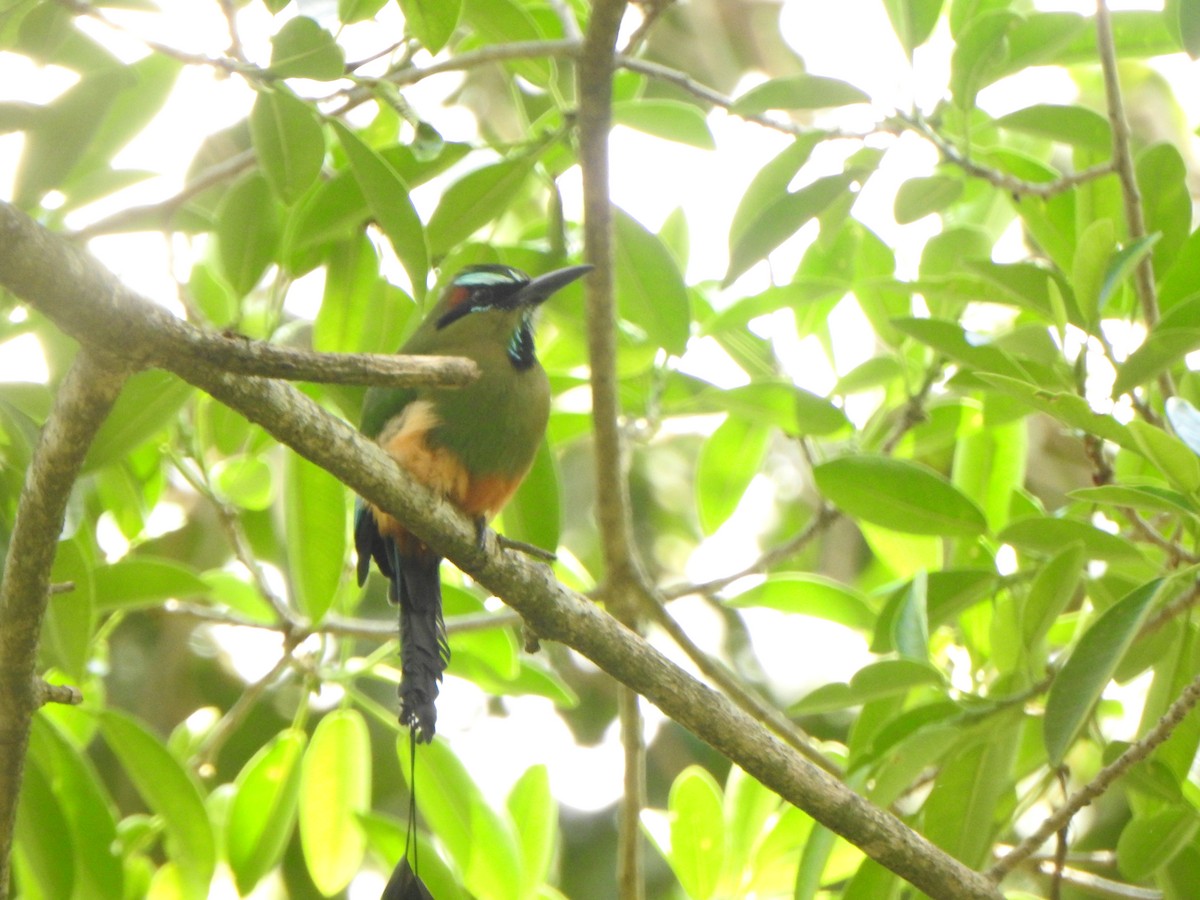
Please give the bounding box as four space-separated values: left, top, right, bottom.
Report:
369 399 526 543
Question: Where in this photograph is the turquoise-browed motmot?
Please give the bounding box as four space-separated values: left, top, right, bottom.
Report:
355 263 591 742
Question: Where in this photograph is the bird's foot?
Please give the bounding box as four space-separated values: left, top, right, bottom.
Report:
496 533 557 562
473 516 557 562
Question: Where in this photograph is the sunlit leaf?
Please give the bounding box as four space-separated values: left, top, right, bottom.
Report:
285 452 346 622
398 0 462 52
333 122 429 297
227 730 306 894
614 99 715 149
299 711 371 895
726 573 875 632
269 17 344 80
995 104 1112 152
731 74 869 114
100 710 216 899
893 175 963 224
1117 807 1199 880
696 415 770 534
667 766 725 900
615 208 691 355
427 157 536 256
814 456 988 537
882 0 944 56
250 87 325 205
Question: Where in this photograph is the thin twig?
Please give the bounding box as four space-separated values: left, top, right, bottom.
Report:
32 678 83 707
72 151 256 240
900 112 1116 198
989 671 1200 881
164 599 521 641
644 595 842 776
192 650 297 771
662 504 839 600
1095 1 1158 328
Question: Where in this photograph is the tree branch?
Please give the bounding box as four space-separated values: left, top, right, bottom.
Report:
1094 0 1159 328
0 199 1005 900
0 350 130 895
988 671 1200 882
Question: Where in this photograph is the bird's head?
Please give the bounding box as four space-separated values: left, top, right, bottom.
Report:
428 263 592 369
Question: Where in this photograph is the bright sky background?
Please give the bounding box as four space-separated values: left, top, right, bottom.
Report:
2 1 1196 895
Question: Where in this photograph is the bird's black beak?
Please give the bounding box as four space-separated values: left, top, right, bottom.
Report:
511 263 593 307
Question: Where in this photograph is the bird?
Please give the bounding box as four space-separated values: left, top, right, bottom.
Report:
354 262 592 743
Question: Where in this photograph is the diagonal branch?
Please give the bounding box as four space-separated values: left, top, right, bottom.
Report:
0 199 1005 900
0 350 131 894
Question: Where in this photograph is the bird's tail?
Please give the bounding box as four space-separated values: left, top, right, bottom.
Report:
388 541 449 743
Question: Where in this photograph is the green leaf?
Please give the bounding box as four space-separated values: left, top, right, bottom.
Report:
250 87 325 205
84 370 193 472
977 374 1136 451
100 710 216 899
667 766 725 900
1022 543 1085 649
792 659 944 714
426 157 536 256
333 123 429 297
1072 217 1116 324
686 382 847 436
45 538 94 679
1069 484 1196 517
882 0 945 56
460 0 550 85
507 765 556 896
951 10 1018 109
13 758 75 899
1117 807 1200 880
398 0 462 52
1138 142 1190 277
813 456 988 537
92 557 208 612
299 710 371 895
613 99 715 149
12 66 130 207
212 455 275 511
728 135 822 252
285 452 346 622
726 573 875 632
892 571 930 660
216 171 282 297
269 17 345 80
995 104 1112 152
1099 234 1159 313
893 175 963 224
731 74 869 114
998 516 1143 562
227 729 306 895
923 711 1021 869
1044 580 1161 765
1127 419 1200 492
725 173 854 285
893 317 1029 381
614 208 691 355
696 415 770 533
27 717 123 899
339 0 389 24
